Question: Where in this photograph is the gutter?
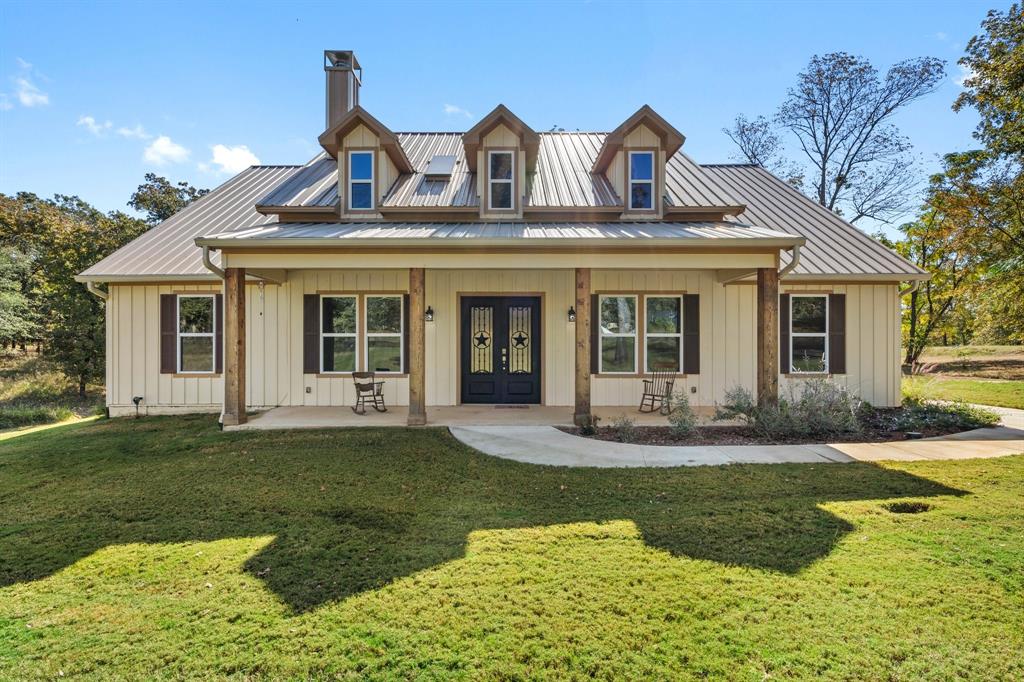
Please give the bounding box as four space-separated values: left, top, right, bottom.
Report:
778 244 801 279
85 280 108 300
201 245 226 279
193 235 807 249
898 280 921 296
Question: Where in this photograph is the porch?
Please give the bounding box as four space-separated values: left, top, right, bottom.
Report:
226 404 717 431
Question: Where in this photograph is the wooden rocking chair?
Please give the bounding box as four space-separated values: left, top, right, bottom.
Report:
639 367 676 415
352 372 387 414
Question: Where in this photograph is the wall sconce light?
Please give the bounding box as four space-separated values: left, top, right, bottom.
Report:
567 306 576 322
425 305 434 322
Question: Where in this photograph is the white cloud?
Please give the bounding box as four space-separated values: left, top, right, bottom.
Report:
955 64 976 88
935 31 947 41
201 144 260 174
143 135 190 165
14 76 47 107
117 124 151 140
15 57 32 70
77 115 112 136
443 103 473 119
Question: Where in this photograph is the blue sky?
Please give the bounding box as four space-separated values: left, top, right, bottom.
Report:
0 0 1000 236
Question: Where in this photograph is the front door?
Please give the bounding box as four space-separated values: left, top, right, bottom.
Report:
460 296 541 404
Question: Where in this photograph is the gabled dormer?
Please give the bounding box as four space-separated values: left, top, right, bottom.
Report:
592 105 685 220
463 105 540 220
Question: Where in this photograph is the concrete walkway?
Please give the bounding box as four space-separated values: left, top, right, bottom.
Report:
449 420 1024 468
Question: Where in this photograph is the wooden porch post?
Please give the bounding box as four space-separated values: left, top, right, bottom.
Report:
223 267 246 426
573 267 592 426
407 267 427 425
756 267 779 407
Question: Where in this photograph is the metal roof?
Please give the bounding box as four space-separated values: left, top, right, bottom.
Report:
258 132 743 211
77 166 293 281
195 220 803 247
703 164 928 279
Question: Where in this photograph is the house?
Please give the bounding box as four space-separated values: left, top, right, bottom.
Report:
77 50 927 427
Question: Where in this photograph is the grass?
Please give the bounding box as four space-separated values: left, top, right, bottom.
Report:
1 417 1022 679
903 375 1024 410
0 352 103 429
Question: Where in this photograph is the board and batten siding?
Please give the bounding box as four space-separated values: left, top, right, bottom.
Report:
104 270 902 415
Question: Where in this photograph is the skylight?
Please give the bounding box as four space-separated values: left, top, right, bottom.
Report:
424 154 456 179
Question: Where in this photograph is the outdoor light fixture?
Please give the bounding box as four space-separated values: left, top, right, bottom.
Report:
425 306 434 322
567 306 576 322
132 395 144 419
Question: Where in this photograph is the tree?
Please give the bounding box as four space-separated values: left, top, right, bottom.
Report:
722 115 804 187
128 173 209 224
727 52 945 223
0 249 36 347
954 4 1024 159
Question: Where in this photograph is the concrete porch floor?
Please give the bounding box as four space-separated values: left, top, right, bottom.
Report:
226 404 705 431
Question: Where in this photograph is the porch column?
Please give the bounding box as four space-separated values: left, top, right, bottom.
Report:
756 267 779 407
573 267 592 426
407 267 427 425
223 267 246 426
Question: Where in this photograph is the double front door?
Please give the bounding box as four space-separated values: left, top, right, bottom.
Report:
460 296 541 404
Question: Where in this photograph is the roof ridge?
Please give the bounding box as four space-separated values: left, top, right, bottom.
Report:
702 162 759 167
393 130 610 135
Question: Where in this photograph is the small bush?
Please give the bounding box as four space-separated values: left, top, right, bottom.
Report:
667 391 698 437
0 405 75 429
610 414 637 443
883 501 933 514
578 415 601 436
890 399 999 432
714 380 863 440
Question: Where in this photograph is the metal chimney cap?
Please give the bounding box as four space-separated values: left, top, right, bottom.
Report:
324 50 361 72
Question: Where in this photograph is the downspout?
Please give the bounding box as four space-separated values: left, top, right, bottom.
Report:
778 244 801 279
201 246 227 428
85 280 108 300
898 280 921 296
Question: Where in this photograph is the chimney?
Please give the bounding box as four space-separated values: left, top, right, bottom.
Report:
324 50 361 129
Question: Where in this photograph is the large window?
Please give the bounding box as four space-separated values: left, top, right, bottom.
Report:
599 295 638 373
645 295 682 372
790 295 828 373
628 151 654 210
348 150 374 210
488 150 514 210
322 296 358 373
178 294 215 373
366 295 403 373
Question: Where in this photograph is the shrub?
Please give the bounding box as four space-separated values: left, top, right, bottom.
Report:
667 390 698 437
578 414 600 436
0 405 74 429
890 399 999 432
714 380 863 440
610 414 637 443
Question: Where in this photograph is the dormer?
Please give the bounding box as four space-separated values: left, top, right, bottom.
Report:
463 105 540 220
317 106 414 219
593 105 685 220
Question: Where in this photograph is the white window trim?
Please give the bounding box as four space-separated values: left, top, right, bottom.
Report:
177 294 216 374
487 150 514 211
365 295 404 374
598 294 639 374
628 150 654 211
790 294 829 373
644 294 683 372
348 150 374 211
321 295 359 374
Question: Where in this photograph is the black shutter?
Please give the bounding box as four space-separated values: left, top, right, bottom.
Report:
590 293 599 374
303 294 320 374
402 293 410 374
779 293 791 374
682 294 700 374
829 293 846 374
160 294 177 374
214 293 223 374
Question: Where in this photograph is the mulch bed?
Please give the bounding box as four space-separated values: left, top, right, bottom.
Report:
558 409 972 446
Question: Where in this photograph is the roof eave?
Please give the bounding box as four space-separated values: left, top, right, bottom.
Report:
194 235 806 249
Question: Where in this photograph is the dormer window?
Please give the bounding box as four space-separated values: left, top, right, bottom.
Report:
348 150 374 210
629 151 654 210
488 150 514 210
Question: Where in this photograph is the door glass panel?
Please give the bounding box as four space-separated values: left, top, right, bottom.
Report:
470 306 493 374
508 306 532 374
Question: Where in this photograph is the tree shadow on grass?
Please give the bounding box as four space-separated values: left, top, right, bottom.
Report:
0 417 966 612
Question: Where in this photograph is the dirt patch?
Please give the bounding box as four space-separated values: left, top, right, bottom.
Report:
911 355 1024 381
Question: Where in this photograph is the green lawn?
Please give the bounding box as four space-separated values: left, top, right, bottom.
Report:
1 417 1022 679
904 375 1024 410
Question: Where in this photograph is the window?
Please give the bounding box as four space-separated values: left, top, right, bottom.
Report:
628 151 654 210
599 295 637 373
178 294 215 373
645 295 682 372
322 296 358 373
488 150 514 210
348 150 374 210
790 295 828 373
366 295 403 373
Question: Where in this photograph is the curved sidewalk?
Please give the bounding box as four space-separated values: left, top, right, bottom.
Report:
449 424 1024 468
